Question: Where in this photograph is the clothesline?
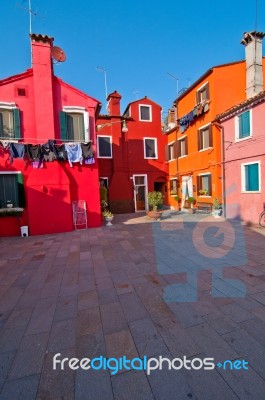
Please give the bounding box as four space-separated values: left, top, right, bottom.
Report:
0 137 93 143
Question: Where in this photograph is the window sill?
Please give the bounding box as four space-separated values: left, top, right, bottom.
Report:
0 207 24 217
235 135 252 143
178 155 187 159
199 147 213 152
198 195 211 198
241 191 261 194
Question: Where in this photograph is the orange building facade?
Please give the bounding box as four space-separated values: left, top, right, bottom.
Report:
166 58 265 210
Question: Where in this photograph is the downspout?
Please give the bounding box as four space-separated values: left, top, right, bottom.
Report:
213 121 226 217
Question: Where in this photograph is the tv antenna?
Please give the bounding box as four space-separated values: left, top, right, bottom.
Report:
16 1 45 65
167 72 179 96
96 66 108 111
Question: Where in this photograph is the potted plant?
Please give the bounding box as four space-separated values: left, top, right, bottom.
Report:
102 209 114 226
212 198 222 217
101 200 114 225
6 200 13 208
187 196 196 213
199 189 208 196
147 191 163 219
174 195 181 211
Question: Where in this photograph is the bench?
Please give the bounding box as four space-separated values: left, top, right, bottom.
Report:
196 202 212 214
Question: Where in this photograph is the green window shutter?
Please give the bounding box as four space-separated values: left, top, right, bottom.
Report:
239 111 250 138
245 164 259 191
60 111 68 140
17 174 26 207
13 108 21 139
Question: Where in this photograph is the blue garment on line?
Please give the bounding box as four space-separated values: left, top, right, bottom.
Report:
65 143 83 167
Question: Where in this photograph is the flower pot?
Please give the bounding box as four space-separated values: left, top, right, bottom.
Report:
212 209 222 218
147 210 163 220
7 203 13 208
105 216 114 226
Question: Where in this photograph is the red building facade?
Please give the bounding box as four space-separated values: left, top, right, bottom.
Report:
0 34 101 236
97 92 168 213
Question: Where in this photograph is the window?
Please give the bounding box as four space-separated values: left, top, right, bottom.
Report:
198 125 212 150
60 107 89 141
236 110 251 140
97 136 112 158
178 137 188 157
0 173 25 208
144 138 157 159
170 178 178 195
0 104 21 139
241 162 260 192
196 82 209 103
166 142 177 161
197 173 212 196
139 105 152 121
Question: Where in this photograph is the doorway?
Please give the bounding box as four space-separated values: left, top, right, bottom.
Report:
133 175 148 212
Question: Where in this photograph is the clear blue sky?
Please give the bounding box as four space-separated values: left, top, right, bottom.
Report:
1 0 265 116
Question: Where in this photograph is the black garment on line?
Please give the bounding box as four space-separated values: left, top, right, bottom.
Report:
81 142 94 159
53 144 68 161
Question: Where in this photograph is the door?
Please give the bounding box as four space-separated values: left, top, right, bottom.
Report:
133 175 147 212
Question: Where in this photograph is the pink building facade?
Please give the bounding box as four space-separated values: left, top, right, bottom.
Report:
216 91 265 224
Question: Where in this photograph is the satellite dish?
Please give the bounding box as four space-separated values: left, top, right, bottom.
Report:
51 46 66 62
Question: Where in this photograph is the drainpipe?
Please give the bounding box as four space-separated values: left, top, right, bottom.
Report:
213 121 226 218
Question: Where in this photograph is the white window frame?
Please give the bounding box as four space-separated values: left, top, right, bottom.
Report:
133 174 148 212
63 106 89 142
97 135 112 159
139 104 152 122
0 102 18 139
235 109 252 142
198 123 212 152
196 82 209 103
143 137 158 159
198 172 211 197
168 141 175 162
178 135 187 158
241 161 261 193
170 178 178 195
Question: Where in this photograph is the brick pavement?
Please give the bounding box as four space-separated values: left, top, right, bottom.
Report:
0 212 265 399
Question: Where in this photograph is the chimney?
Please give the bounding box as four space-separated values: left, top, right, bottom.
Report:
241 31 265 99
30 34 55 140
107 91 122 116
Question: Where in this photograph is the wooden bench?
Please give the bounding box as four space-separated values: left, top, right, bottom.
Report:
196 202 212 214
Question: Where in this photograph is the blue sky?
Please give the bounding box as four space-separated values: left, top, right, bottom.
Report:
1 0 265 115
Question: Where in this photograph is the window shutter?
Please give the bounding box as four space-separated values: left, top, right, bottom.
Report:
242 111 250 137
185 137 188 155
209 125 213 147
197 176 201 193
0 113 3 135
60 111 68 140
17 174 25 208
198 130 202 150
173 141 178 159
165 145 169 161
176 140 180 158
208 174 212 196
246 164 259 191
205 84 210 100
13 109 21 139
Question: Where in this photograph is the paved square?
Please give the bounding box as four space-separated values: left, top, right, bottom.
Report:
1 211 265 399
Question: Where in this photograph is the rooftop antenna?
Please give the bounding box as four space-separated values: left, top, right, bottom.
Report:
16 1 45 65
167 72 179 96
96 66 108 112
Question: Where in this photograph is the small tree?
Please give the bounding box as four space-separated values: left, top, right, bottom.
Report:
147 191 163 211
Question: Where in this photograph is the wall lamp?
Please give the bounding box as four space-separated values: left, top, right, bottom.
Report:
96 120 128 133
